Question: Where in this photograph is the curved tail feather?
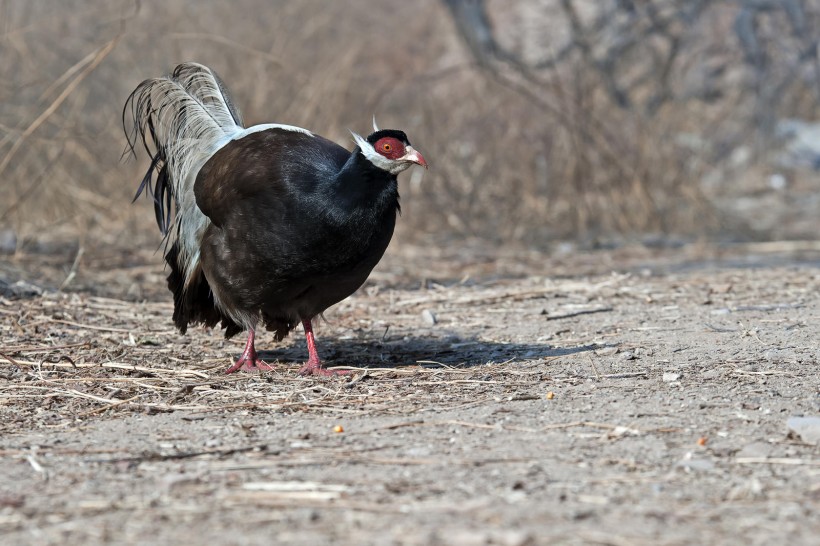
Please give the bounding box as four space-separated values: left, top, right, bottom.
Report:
123 62 245 286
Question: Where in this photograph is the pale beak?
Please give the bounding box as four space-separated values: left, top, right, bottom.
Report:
401 146 428 169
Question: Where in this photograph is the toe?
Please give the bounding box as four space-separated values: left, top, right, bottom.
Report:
297 363 352 376
225 359 274 374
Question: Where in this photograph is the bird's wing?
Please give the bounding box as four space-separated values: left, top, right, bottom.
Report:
194 127 347 228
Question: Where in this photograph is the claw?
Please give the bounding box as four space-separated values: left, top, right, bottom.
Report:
225 356 274 374
225 329 273 374
297 358 351 377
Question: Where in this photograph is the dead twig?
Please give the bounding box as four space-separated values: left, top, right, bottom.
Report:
73 394 144 418
59 245 85 291
47 319 132 333
343 370 369 388
544 306 613 320
87 443 269 464
10 360 209 379
0 352 22 367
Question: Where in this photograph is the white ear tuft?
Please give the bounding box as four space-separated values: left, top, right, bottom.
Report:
372 115 380 133
350 130 411 175
351 130 370 151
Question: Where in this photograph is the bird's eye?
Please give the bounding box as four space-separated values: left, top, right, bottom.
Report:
383 143 391 152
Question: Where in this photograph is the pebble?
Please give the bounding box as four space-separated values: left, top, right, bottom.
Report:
786 416 820 445
421 309 437 326
663 372 681 382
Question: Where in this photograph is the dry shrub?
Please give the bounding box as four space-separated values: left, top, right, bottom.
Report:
0 0 818 254
439 0 820 243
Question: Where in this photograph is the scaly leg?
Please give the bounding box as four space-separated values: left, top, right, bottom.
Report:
225 329 274 373
297 319 349 376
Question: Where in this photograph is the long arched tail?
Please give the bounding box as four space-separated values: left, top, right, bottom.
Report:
123 62 246 334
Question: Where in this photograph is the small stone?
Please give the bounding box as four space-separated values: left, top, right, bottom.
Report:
663 372 681 382
787 416 820 445
421 309 437 326
769 173 787 190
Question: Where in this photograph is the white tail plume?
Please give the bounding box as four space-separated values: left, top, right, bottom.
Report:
124 62 245 286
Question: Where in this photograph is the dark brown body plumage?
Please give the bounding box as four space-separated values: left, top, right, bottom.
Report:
166 127 400 341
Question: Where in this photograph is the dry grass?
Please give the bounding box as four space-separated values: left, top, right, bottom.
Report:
0 284 578 435
4 239 817 434
1 0 818 257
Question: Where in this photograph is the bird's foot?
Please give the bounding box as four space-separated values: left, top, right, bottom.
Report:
297 358 351 377
225 356 274 374
225 337 274 374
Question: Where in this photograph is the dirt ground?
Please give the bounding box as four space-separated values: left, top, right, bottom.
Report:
1 243 819 545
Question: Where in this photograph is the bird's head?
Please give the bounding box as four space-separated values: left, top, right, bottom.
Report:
351 121 427 175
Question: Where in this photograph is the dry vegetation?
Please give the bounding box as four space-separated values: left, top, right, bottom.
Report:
1 0 819 255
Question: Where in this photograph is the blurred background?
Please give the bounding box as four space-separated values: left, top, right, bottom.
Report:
1 0 819 293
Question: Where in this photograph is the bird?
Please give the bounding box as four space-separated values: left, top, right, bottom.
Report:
123 62 427 376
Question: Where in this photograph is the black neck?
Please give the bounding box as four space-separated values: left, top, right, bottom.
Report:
331 147 399 211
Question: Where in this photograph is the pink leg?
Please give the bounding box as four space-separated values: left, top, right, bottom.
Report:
225 329 275 373
297 319 350 376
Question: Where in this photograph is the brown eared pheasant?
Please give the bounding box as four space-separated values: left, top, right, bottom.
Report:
123 62 427 376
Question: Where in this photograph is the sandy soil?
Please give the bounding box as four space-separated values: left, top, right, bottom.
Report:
1 245 819 545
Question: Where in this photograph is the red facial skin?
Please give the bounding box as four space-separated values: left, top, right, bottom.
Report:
373 137 406 160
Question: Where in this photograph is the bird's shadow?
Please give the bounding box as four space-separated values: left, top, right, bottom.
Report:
257 332 599 370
